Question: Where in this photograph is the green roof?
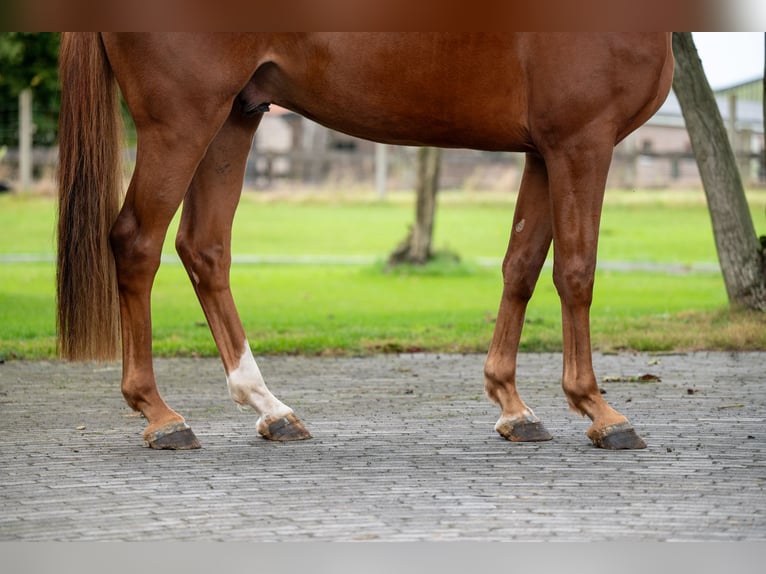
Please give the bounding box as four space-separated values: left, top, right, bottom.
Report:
714 78 763 103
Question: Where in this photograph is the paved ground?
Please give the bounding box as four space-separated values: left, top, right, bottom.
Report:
0 352 764 541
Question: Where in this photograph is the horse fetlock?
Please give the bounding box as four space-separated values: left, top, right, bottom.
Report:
483 363 516 402
562 379 606 419
569 391 627 427
483 378 502 406
120 385 150 413
565 396 588 418
226 382 252 408
227 379 293 421
226 340 292 415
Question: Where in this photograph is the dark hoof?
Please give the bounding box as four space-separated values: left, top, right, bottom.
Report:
145 421 201 450
496 415 553 442
589 422 646 450
259 413 312 441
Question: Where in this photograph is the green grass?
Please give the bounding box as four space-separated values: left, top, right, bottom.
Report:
2 188 762 262
227 190 734 264
1 189 765 359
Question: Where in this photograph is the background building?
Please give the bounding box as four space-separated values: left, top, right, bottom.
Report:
249 79 765 192
1 79 763 193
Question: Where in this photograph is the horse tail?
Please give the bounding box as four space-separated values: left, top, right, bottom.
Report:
57 32 123 360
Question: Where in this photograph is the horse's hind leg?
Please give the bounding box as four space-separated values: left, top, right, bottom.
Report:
544 135 646 450
110 108 234 450
176 105 311 442
485 153 554 442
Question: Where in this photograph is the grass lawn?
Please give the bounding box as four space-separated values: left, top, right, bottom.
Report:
1 189 765 359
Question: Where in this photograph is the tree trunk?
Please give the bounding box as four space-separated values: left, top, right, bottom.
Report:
672 32 766 311
18 88 33 192
388 146 441 265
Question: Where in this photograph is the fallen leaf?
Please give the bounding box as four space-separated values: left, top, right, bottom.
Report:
353 533 380 541
602 373 661 383
718 404 745 409
75 425 86 430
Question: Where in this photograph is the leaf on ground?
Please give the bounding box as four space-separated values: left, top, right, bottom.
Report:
602 373 662 383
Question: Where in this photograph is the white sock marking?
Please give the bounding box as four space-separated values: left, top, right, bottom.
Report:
226 340 292 420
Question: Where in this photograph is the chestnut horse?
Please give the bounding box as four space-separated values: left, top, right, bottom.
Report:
57 33 673 450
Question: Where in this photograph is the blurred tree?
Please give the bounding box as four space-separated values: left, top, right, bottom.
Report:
0 32 60 146
388 146 442 265
672 32 765 311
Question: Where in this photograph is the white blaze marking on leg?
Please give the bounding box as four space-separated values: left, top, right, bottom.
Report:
515 219 525 233
226 340 292 420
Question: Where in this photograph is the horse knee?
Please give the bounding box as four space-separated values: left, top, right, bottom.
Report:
175 232 230 291
502 255 538 302
552 259 595 305
109 210 136 258
484 357 516 400
110 212 160 285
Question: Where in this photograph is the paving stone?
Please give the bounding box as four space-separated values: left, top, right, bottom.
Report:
0 352 764 540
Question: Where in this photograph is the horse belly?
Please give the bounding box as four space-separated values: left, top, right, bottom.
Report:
256 33 533 152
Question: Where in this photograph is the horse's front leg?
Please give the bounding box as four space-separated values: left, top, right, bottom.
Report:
176 105 311 442
544 136 646 449
485 153 554 442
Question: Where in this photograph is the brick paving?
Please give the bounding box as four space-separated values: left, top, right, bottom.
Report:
0 352 764 541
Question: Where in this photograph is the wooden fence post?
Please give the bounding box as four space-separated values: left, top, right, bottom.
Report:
18 88 33 192
375 143 388 199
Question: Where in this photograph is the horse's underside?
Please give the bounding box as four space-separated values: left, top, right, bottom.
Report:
57 33 673 450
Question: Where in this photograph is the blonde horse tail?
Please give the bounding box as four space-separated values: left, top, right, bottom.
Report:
57 33 123 360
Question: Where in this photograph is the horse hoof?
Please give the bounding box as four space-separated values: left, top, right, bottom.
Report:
145 421 201 450
589 422 646 450
259 413 312 441
495 415 553 442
